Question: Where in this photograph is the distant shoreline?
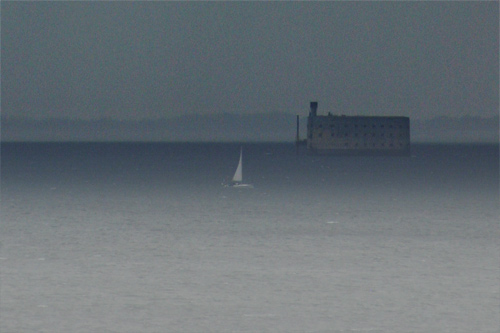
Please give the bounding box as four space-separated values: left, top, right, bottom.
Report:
2 113 498 143
1 142 498 147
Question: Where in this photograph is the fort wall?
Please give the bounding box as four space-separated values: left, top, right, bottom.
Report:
305 102 410 155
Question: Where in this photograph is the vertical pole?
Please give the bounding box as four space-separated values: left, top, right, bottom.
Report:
296 115 300 154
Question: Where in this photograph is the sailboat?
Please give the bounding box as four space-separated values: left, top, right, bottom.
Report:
227 147 253 188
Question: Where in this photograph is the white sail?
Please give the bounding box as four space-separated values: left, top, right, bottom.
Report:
232 148 243 183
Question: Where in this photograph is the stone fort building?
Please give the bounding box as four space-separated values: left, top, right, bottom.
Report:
303 102 410 155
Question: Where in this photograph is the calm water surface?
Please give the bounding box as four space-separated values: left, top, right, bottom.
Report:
1 143 498 332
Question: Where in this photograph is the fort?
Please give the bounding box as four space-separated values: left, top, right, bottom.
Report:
298 102 410 155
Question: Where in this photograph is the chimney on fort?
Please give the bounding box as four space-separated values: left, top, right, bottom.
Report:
310 102 318 117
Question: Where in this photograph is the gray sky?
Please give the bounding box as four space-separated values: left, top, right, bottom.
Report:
2 1 498 121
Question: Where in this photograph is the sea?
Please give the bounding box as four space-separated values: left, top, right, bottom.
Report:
1 142 498 332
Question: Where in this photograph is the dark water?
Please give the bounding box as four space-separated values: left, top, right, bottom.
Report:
2 142 497 238
2 142 497 195
1 142 499 332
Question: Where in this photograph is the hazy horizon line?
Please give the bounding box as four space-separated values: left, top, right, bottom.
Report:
2 113 498 143
2 112 499 122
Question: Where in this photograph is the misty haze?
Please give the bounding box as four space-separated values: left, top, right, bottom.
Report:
1 1 499 332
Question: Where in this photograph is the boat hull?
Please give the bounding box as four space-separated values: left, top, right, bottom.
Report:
224 183 254 189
